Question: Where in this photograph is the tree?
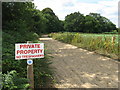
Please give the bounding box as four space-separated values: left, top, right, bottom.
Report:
64 12 117 33
2 2 54 88
42 8 64 33
2 2 36 31
88 13 117 33
64 12 85 32
84 15 96 33
32 9 47 34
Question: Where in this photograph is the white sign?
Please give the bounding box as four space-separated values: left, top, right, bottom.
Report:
15 43 44 60
27 60 33 65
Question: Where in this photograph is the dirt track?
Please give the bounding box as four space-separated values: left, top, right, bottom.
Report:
40 35 119 88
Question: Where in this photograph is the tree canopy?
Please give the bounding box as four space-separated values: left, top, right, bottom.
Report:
64 12 117 33
41 8 64 33
2 2 117 34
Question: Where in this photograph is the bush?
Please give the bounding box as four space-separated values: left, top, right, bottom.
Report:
34 56 54 88
2 2 54 88
2 70 29 90
2 30 54 88
103 30 118 34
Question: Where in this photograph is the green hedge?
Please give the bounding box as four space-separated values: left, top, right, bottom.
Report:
2 30 54 88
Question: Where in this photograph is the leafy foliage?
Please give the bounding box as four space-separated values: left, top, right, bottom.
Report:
50 32 119 60
64 12 117 33
2 70 29 89
2 2 54 88
34 55 54 87
64 12 85 32
2 1 118 89
42 8 64 33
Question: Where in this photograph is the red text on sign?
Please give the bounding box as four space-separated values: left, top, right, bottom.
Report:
17 49 43 54
20 44 40 49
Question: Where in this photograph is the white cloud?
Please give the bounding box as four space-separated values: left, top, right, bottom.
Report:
33 0 119 27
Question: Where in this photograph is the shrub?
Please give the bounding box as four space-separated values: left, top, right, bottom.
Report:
2 70 29 90
2 30 54 88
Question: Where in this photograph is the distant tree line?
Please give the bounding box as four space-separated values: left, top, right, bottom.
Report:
32 7 117 33
33 8 117 34
64 12 117 33
3 2 117 34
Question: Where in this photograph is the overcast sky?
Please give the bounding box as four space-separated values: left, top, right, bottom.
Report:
33 0 119 27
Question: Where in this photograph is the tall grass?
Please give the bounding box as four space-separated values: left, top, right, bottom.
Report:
49 32 119 60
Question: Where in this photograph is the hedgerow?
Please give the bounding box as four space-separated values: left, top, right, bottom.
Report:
50 32 119 60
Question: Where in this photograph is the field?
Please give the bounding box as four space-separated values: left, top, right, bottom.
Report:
49 32 119 60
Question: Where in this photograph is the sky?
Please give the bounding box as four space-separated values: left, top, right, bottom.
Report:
33 0 119 27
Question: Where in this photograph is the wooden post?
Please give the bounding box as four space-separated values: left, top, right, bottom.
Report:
27 41 34 89
112 36 116 49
